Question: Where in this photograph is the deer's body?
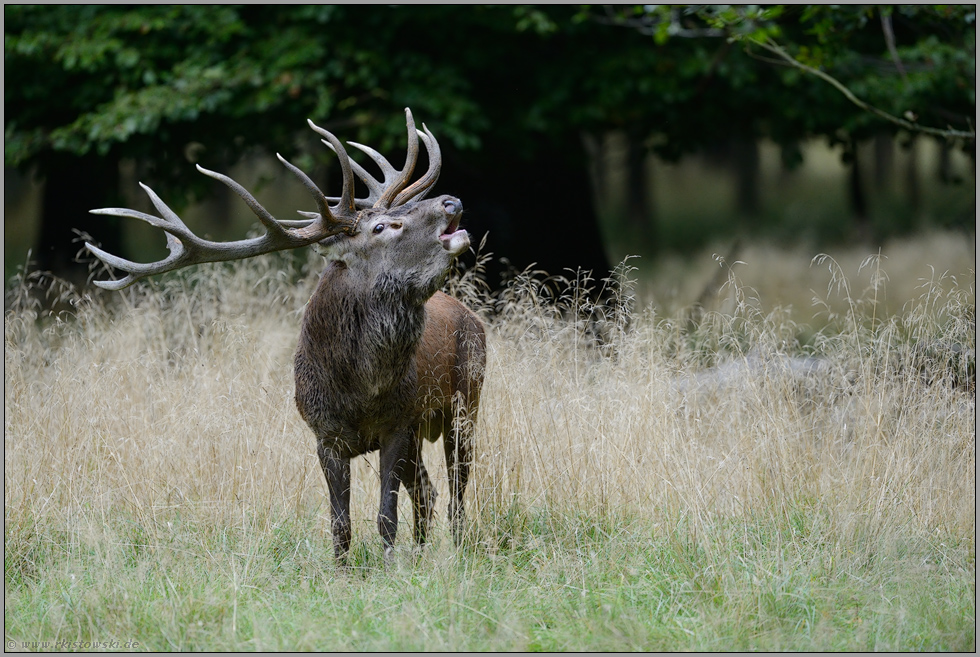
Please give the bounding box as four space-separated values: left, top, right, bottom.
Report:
416 291 485 428
296 286 484 453
88 109 484 565
291 195 481 561
296 269 484 556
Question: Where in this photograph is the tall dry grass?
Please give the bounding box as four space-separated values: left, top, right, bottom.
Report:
3 240 975 649
469 253 975 545
5 244 975 547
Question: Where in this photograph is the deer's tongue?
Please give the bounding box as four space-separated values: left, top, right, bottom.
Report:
442 215 461 235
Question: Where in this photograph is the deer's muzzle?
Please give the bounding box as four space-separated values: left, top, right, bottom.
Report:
438 197 468 256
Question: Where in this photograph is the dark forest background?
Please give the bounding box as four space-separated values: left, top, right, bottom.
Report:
4 5 975 289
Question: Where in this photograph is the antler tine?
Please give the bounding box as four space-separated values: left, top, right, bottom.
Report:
195 165 291 237
322 139 387 209
338 121 441 208
322 108 424 210
393 122 442 206
375 107 420 209
85 226 185 291
306 119 358 217
273 154 359 236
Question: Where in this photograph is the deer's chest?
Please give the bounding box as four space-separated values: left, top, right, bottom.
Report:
293 293 425 453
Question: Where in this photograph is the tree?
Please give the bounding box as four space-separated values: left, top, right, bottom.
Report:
5 6 612 286
591 5 975 237
5 6 488 283
6 6 975 288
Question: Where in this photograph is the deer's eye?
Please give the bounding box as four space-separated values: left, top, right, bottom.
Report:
372 224 385 234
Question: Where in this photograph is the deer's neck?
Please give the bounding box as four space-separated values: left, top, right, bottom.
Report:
298 261 428 398
364 270 430 364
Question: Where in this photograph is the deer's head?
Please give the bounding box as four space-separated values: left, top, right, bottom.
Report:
318 195 468 299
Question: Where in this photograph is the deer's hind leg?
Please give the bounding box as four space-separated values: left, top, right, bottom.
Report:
444 404 473 546
402 438 437 548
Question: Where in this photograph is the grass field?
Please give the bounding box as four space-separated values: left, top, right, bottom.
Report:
4 237 975 651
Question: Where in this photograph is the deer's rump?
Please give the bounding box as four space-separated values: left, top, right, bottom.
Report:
414 291 486 441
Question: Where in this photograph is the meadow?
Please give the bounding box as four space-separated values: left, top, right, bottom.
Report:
4 235 975 651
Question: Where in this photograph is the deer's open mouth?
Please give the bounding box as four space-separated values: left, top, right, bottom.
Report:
439 216 469 255
442 214 461 237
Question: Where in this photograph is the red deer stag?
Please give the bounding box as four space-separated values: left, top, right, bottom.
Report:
86 109 485 565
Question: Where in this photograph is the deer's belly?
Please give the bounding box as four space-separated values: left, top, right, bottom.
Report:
295 364 418 456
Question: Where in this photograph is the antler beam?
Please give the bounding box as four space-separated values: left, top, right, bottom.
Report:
87 158 354 290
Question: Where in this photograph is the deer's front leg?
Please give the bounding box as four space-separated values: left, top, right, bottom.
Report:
318 443 351 565
377 431 413 563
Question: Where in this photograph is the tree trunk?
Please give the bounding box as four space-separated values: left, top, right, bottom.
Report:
905 135 921 218
847 138 871 240
626 130 656 252
732 137 760 219
581 131 606 207
873 133 894 192
936 139 951 184
36 152 122 287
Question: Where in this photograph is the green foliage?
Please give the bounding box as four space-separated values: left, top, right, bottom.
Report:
12 5 971 180
663 5 974 144
4 4 974 268
582 4 974 160
4 6 486 187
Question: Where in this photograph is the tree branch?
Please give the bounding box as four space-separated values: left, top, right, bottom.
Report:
879 10 908 83
751 38 974 141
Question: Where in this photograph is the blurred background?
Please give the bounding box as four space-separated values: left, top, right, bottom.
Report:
4 5 975 315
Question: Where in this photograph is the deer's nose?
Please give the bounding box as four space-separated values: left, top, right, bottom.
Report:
442 198 462 215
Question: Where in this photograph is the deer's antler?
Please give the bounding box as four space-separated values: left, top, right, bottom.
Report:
323 107 442 210
86 109 439 290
